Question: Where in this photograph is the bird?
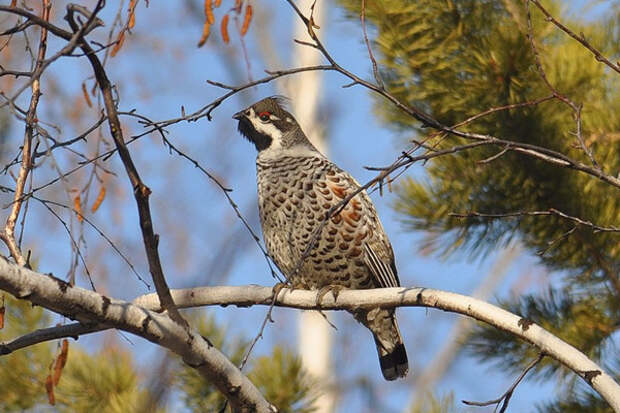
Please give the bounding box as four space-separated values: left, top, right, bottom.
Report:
233 96 408 381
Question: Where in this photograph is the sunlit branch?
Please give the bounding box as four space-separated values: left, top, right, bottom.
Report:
529 0 620 75
1 0 51 267
0 259 274 413
449 209 620 233
463 353 545 413
64 2 186 327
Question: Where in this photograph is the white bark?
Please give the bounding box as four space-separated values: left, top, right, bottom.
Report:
135 285 620 412
288 2 334 412
0 258 275 413
406 244 522 410
3 263 619 411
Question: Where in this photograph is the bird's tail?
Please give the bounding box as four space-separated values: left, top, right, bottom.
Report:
355 308 409 381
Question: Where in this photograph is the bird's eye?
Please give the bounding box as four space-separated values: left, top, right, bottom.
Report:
258 111 271 122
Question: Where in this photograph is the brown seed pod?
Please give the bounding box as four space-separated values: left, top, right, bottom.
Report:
221 14 230 44
205 0 214 24
128 0 137 28
52 340 69 386
197 22 211 47
91 186 106 213
74 195 83 222
45 374 55 405
241 4 252 36
111 30 125 57
81 82 92 108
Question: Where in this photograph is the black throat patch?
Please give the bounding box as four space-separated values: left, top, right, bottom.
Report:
237 118 272 151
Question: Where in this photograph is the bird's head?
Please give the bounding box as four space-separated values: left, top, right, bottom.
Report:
233 96 313 154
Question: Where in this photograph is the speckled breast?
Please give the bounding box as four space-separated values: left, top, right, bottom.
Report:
256 155 382 290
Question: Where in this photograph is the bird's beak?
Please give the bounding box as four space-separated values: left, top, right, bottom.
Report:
232 110 245 120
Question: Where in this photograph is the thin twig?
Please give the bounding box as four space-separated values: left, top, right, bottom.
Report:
64 2 186 327
536 226 577 257
525 0 599 169
462 353 545 412
121 110 282 283
449 209 619 233
360 0 383 89
529 0 620 75
2 0 51 266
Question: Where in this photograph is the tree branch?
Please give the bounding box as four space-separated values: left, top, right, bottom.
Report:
449 209 620 233
529 0 620 75
63 3 185 326
0 258 275 413
140 285 617 411
3 281 620 410
1 0 51 266
462 353 545 412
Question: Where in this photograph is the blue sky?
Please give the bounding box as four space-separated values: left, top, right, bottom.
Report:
1 0 610 411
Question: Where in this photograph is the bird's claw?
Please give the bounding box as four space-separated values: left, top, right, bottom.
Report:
271 282 290 298
316 285 345 307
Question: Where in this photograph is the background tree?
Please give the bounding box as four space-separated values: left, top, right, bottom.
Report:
0 0 618 412
338 0 619 411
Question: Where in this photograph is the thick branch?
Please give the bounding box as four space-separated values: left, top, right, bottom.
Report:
4 282 620 410
0 258 274 413
133 286 620 411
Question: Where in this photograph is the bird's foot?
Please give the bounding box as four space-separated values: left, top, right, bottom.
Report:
271 282 290 298
272 280 304 297
316 284 345 307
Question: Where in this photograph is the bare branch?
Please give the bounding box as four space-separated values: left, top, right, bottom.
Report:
122 111 282 283
463 353 545 412
1 322 102 355
525 0 599 169
64 3 185 326
128 285 618 412
187 1 620 189
529 0 620 75
449 209 620 233
360 0 383 89
1 0 51 267
3 280 619 410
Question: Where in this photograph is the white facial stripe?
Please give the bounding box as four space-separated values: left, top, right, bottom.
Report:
247 108 283 150
269 114 280 121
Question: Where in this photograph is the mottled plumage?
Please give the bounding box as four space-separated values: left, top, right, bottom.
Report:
233 96 409 380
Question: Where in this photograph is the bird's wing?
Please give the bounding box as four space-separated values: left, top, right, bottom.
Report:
325 164 400 289
363 242 400 288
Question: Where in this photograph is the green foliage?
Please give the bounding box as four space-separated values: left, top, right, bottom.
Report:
249 347 317 413
176 313 249 411
409 392 455 413
0 294 53 411
1 301 316 413
341 0 619 273
468 288 618 378
337 0 619 411
54 347 157 413
0 293 160 412
176 312 316 413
